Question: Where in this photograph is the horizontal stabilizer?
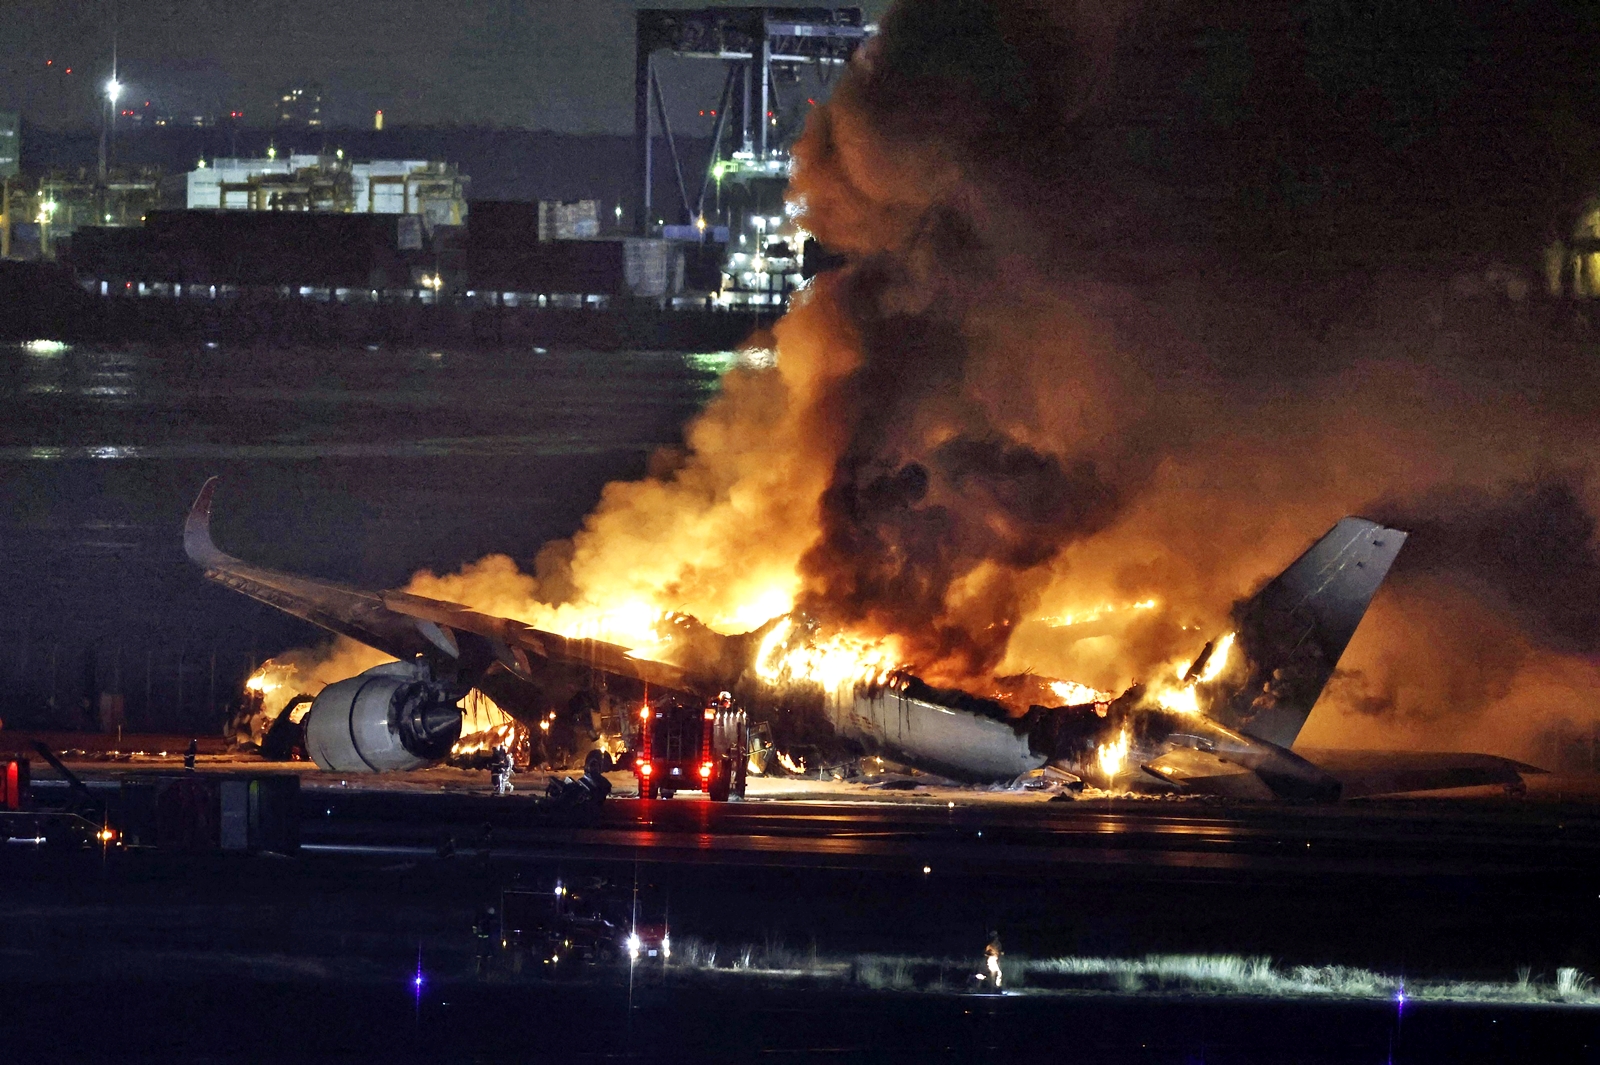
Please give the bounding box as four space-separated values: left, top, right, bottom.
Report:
1297 748 1540 799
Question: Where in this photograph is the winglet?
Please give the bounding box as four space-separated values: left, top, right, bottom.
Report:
184 476 230 568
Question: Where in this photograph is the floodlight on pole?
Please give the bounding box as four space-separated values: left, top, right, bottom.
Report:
105 78 123 104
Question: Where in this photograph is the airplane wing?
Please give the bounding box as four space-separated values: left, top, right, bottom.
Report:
1295 748 1544 799
184 477 688 692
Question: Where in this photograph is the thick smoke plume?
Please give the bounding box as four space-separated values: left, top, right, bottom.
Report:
394 0 1600 761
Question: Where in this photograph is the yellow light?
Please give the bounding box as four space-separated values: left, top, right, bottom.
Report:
97 828 116 843
538 720 550 731
640 707 651 720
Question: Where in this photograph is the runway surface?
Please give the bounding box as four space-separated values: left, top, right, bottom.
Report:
8 758 1600 1061
23 749 1600 881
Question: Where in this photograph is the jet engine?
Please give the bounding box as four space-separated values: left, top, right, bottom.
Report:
304 661 464 772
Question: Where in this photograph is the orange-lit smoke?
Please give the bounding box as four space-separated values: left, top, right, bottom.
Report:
389 0 1600 761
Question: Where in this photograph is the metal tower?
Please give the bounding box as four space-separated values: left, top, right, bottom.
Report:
633 7 870 236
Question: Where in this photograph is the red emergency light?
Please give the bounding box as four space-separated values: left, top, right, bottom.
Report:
2 759 28 811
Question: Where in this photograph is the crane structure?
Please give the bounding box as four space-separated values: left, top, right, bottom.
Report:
633 7 870 237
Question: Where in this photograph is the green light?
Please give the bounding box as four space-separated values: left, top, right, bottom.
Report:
684 350 739 376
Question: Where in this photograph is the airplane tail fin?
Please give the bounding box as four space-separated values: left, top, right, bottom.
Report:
1210 517 1406 748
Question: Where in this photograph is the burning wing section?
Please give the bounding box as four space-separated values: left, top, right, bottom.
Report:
186 478 696 772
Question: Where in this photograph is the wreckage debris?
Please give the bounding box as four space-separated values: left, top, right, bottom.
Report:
544 765 612 808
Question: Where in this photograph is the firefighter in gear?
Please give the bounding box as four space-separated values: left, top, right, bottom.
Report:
489 744 514 796
984 931 1004 989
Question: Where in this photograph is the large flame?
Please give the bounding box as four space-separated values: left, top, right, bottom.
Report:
754 616 905 689
1049 679 1113 705
1097 727 1131 780
1149 632 1236 716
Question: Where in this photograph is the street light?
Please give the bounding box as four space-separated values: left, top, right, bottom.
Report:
99 77 125 181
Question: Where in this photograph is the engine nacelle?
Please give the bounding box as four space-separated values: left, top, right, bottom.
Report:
304 661 464 772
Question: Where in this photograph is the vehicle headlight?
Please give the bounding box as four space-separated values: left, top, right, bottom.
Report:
626 933 641 959
662 935 670 959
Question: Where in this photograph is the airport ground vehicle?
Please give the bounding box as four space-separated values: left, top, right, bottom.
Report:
499 881 668 966
632 696 749 801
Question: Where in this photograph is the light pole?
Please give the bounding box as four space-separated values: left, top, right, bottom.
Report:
99 76 123 182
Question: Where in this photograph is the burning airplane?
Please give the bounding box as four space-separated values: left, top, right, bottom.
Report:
186 479 1534 798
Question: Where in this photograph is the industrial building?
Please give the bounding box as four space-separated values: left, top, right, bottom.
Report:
0 111 17 180
185 155 468 228
278 84 325 128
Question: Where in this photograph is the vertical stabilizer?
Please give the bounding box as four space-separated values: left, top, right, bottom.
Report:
1211 518 1406 748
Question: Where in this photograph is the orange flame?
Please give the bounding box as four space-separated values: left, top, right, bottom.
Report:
754 616 906 689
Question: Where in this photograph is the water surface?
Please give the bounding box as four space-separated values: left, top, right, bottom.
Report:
0 339 729 729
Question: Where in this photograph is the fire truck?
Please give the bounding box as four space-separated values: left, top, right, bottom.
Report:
632 693 749 801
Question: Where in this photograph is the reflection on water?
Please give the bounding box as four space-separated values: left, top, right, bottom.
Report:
0 339 733 729
4 340 735 456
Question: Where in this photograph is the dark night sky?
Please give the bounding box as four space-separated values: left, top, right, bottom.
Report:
1 0 890 132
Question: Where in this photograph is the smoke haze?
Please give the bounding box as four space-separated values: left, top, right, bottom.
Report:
393 0 1600 762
